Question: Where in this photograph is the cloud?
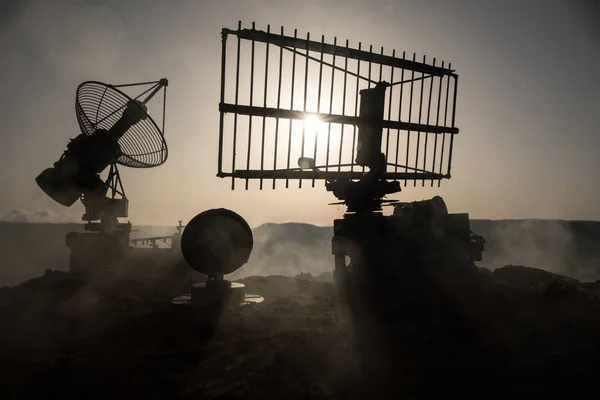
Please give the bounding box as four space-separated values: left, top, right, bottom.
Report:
1 208 73 223
1 209 29 223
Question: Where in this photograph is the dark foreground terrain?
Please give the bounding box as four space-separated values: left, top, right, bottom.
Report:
1 261 600 399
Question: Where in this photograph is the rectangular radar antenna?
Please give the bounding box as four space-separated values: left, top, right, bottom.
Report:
217 21 459 192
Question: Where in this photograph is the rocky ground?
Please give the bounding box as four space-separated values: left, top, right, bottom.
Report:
1 262 600 399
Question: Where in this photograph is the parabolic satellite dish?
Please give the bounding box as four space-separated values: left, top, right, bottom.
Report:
75 80 168 168
36 78 168 229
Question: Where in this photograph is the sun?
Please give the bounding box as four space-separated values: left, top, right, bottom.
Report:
301 114 327 157
304 114 322 132
287 112 331 166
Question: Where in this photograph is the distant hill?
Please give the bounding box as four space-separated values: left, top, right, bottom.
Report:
1 219 599 286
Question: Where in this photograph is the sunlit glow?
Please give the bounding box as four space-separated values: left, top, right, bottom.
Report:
300 114 328 162
304 114 322 132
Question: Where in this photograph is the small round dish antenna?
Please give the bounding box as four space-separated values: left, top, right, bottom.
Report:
181 208 254 276
175 209 263 308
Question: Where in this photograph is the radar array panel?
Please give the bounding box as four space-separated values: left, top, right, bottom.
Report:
217 22 459 190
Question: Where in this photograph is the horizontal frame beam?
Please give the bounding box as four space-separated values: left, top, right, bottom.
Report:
219 169 448 180
224 28 456 77
220 103 459 135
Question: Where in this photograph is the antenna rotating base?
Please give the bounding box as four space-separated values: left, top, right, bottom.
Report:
172 275 264 308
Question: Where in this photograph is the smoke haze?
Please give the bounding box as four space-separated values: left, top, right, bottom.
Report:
1 219 600 287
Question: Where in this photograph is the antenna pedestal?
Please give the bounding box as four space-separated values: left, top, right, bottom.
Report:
172 275 264 328
332 212 394 284
190 278 247 307
172 275 264 309
65 229 131 273
326 160 400 214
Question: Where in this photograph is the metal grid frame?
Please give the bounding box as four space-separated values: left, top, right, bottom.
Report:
217 22 459 190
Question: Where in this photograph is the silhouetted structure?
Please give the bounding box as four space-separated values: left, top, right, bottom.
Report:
217 21 483 282
217 22 485 386
175 208 264 308
35 79 170 271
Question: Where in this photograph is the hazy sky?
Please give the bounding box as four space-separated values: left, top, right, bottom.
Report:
0 0 598 227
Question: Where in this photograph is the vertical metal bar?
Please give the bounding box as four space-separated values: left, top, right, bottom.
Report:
323 36 337 183
313 35 325 187
273 26 284 190
162 82 167 136
367 45 373 86
363 44 373 174
245 21 256 190
404 53 416 186
285 28 298 189
423 58 435 186
299 32 310 189
112 164 118 197
385 49 395 165
431 60 443 187
231 21 242 190
378 47 383 83
394 51 405 178
446 71 458 180
338 39 349 172
438 67 451 187
377 46 384 170
259 25 270 190
414 55 426 187
109 164 115 198
351 42 362 173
